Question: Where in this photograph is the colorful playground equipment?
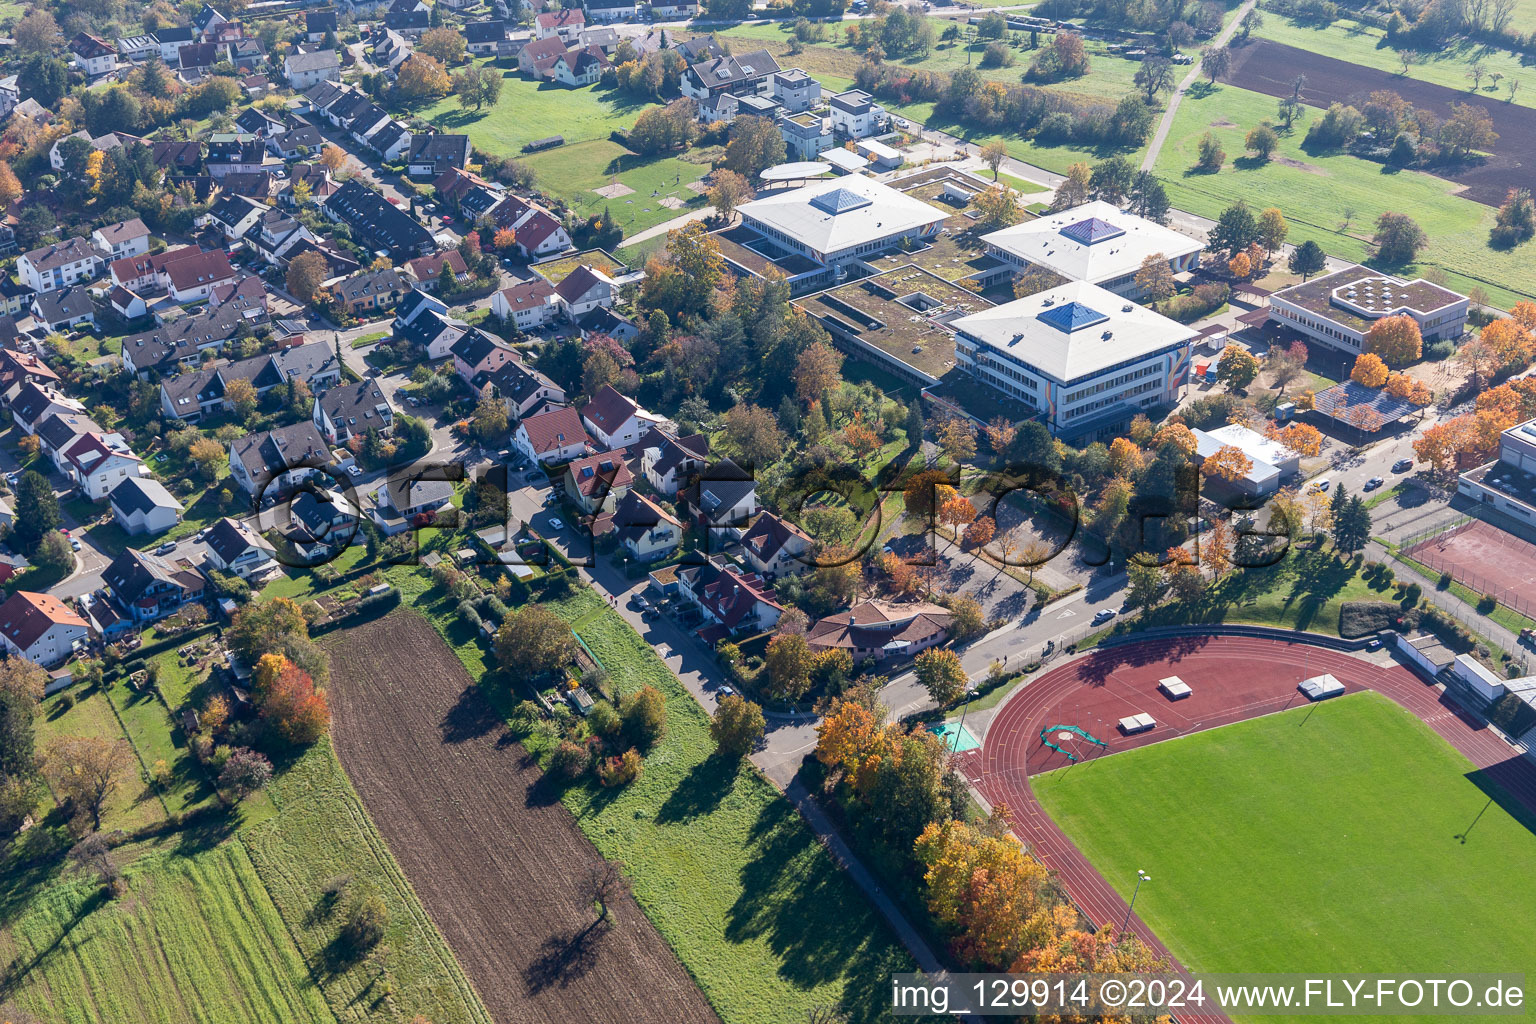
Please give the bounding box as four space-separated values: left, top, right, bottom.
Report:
1039 724 1108 761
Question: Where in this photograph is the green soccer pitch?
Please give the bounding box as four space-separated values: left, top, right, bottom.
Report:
1033 692 1536 1015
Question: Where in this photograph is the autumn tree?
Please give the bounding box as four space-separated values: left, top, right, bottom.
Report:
219 747 273 799
963 515 996 549
1201 444 1253 482
494 605 576 678
188 436 225 480
706 168 753 221
708 693 765 757
915 648 967 706
843 413 882 462
0 658 48 702
1049 161 1091 211
397 54 451 99
1203 517 1233 579
1152 422 1197 457
1195 131 1225 173
1364 314 1423 367
1107 436 1143 477
1216 343 1259 389
972 185 1023 229
794 341 843 405
1477 317 1534 373
493 227 517 252
1134 252 1175 302
983 417 1017 453
721 114 786 178
417 26 466 65
1267 421 1323 456
914 817 1056 970
765 632 816 700
902 468 955 519
1257 207 1288 254
1350 351 1390 388
936 417 977 464
286 250 329 305
1245 121 1279 160
257 657 331 745
815 698 882 778
45 736 133 830
938 495 977 529
722 403 784 465
1228 251 1253 279
1373 211 1428 264
621 685 668 749
224 377 258 421
980 138 1008 179
0 162 21 208
453 63 503 110
320 144 349 175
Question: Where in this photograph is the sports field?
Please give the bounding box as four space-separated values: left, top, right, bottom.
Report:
1033 692 1536 998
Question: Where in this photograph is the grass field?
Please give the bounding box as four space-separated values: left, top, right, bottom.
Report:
1150 83 1536 307
421 75 710 236
386 564 915 1023
1034 692 1536 1001
1257 16 1536 109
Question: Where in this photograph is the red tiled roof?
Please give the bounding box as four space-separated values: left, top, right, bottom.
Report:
519 405 589 456
498 278 555 310
515 210 563 251
535 8 584 28
164 249 235 292
405 250 468 281
0 590 88 652
564 449 633 498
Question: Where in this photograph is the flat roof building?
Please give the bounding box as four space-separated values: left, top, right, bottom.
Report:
1192 423 1301 496
950 281 1197 440
1267 265 1469 355
735 175 945 268
980 200 1203 298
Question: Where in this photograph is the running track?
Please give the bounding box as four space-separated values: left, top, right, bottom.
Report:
956 635 1536 972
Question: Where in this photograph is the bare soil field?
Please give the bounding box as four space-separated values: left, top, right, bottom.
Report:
1227 39 1536 205
323 611 719 1024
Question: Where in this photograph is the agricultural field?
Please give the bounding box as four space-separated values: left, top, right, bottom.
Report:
387 565 916 1023
1256 15 1536 109
421 74 711 236
1149 83 1536 307
1033 692 1536 1003
0 842 336 1024
322 611 719 1024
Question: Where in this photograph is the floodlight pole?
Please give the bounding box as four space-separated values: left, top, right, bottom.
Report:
1120 870 1150 933
951 686 975 753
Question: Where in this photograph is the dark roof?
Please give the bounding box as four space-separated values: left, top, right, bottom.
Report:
22 237 98 273
230 421 330 480
32 286 95 325
204 516 269 564
109 476 182 517
448 327 505 367
407 133 471 169
323 179 432 255
122 303 258 370
306 9 339 32
337 266 408 302
690 49 779 91
103 548 181 604
464 20 506 44
684 458 756 520
581 384 638 436
318 379 394 429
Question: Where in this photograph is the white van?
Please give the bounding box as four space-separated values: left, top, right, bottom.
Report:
1309 477 1331 492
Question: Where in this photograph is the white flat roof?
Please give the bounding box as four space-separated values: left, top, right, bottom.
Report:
1119 712 1156 732
1206 423 1298 466
981 200 1204 285
1158 676 1191 697
1299 673 1345 698
738 173 944 259
822 148 869 172
856 138 901 160
950 280 1197 384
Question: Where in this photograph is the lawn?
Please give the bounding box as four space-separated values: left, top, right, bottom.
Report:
0 843 337 1024
1150 83 1536 307
1257 16 1536 110
32 689 165 835
103 672 219 817
420 76 710 236
1033 692 1536 1006
388 564 916 1023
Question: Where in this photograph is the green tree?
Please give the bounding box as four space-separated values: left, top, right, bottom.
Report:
721 114 786 179
493 605 575 679
1288 239 1327 280
622 684 668 750
711 695 766 757
914 648 967 706
11 470 60 555
1373 212 1428 265
1126 560 1163 607
1207 201 1259 256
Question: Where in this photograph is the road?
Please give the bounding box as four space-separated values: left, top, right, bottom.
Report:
1139 0 1258 171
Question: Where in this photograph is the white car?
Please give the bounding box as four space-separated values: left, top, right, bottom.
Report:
1092 608 1117 625
548 517 565 531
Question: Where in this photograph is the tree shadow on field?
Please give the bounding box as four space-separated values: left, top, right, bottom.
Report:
439 684 501 745
725 800 874 991
655 753 737 824
522 918 611 994
1464 758 1536 843
173 805 237 858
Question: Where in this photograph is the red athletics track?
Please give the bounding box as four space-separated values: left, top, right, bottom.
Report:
955 635 1536 973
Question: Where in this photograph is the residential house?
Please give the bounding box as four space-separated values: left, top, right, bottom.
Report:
19 238 101 294
164 248 237 303
534 8 585 43
335 266 409 315
31 287 97 333
554 263 619 321
205 134 271 178
102 548 203 623
323 179 435 258
120 303 266 377
151 138 203 175
449 328 514 383
578 26 621 53
194 5 235 42
464 20 506 54
807 600 952 662
365 120 413 161
585 0 636 22
608 489 681 562
118 35 160 61
771 69 820 112
581 383 655 450
649 0 700 16
203 193 270 241
227 420 333 497
562 449 632 514
373 27 414 69
550 46 608 86
155 26 196 63
0 591 90 667
314 379 394 444
677 561 782 639
385 0 431 34
369 477 455 534
514 405 590 464
406 134 471 178
403 250 469 292
0 350 60 398
60 430 145 500
306 9 339 41
472 357 565 420
829 89 886 139
281 488 360 558
518 35 566 76
9 382 83 436
91 218 151 260
0 279 32 317
202 516 279 578
636 427 708 496
109 286 148 320
109 476 184 535
396 304 466 360
176 42 221 73
681 50 780 103
492 278 559 329
740 510 814 577
70 32 118 76
267 124 325 160
682 458 759 538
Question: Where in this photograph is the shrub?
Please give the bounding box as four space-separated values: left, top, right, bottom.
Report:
1339 600 1402 638
482 595 508 623
1437 571 1453 590
1477 592 1498 613
549 739 590 778
458 603 482 630
597 747 643 786
342 894 388 952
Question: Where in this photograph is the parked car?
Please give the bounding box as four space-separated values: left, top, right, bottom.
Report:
70 538 81 551
154 541 176 555
719 685 737 698
548 517 564 531
1364 476 1385 491
632 594 651 612
1309 477 1331 492
1092 608 1117 625
1393 458 1414 473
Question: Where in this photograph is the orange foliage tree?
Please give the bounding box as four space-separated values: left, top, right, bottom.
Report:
1266 421 1323 456
1363 314 1422 367
1350 352 1390 388
257 657 330 745
1201 444 1253 482
1478 317 1534 373
962 515 996 549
